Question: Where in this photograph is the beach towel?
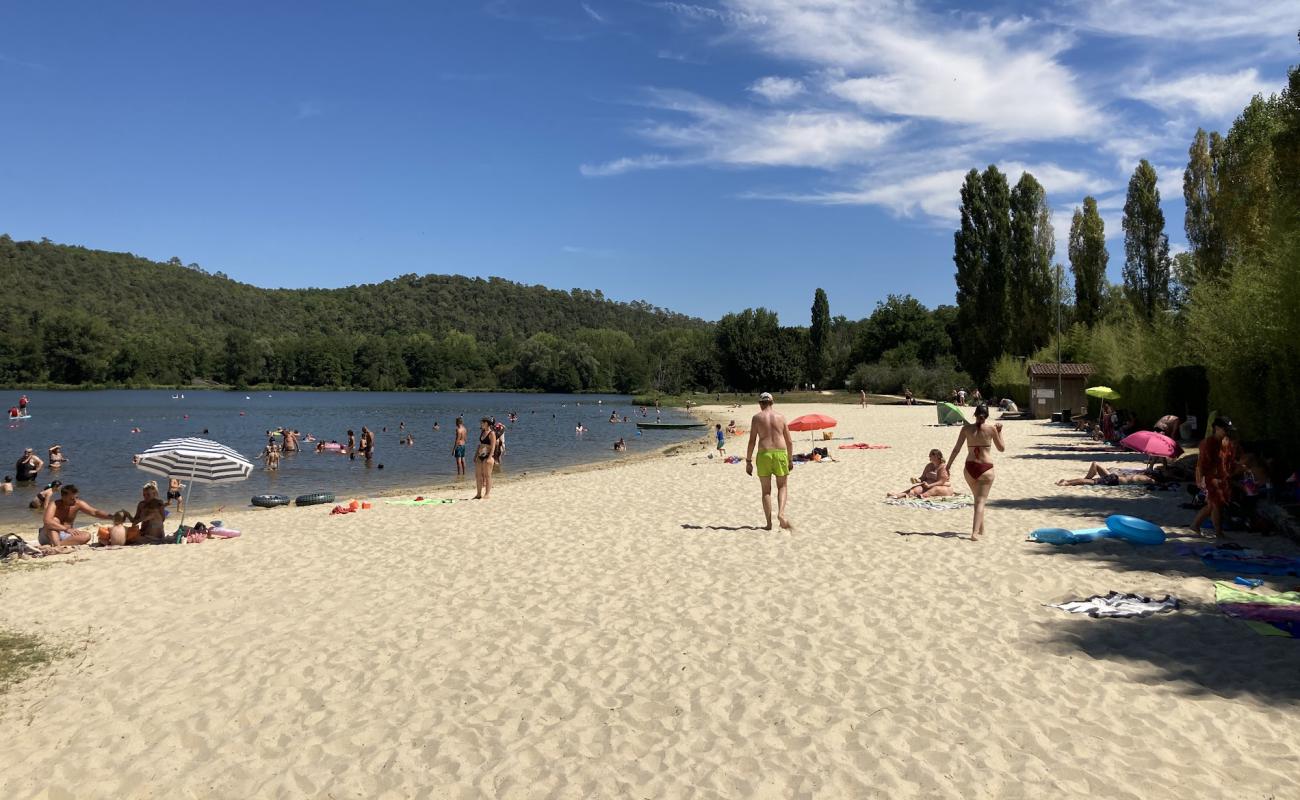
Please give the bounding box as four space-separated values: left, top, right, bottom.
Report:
384 498 456 506
1215 581 1300 638
837 443 891 450
1178 545 1300 577
1047 591 1179 618
883 494 974 510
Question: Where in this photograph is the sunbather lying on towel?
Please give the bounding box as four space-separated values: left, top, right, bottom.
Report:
886 449 954 499
1056 462 1166 487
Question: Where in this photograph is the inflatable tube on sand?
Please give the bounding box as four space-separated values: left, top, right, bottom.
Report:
295 492 336 507
1105 514 1166 545
252 494 291 508
1029 527 1111 545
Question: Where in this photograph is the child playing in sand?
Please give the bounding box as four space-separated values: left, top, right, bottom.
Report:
886 449 954 499
715 424 726 457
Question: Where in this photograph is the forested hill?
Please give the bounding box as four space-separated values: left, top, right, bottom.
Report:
0 236 699 341
0 235 712 391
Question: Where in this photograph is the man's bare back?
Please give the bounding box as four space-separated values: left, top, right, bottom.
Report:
750 407 789 450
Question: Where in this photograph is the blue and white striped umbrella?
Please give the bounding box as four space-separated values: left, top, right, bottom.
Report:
136 437 254 485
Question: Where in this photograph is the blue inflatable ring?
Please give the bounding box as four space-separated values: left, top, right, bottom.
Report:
1105 514 1166 545
1030 527 1110 545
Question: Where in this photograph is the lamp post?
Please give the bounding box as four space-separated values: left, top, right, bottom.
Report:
1056 262 1063 415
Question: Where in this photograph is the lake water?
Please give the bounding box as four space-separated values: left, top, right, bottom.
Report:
1 391 702 526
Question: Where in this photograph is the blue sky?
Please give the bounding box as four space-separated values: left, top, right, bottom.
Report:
1 2 1295 323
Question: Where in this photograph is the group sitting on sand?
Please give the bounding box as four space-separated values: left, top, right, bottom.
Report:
36 481 175 547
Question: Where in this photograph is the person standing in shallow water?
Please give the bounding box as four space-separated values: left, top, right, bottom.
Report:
946 403 1004 541
453 417 468 476
745 392 794 531
474 418 496 499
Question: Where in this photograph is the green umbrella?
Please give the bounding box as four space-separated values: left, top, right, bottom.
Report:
1086 386 1121 400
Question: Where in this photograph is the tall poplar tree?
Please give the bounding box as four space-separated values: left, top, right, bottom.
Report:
807 287 830 386
1183 127 1225 286
1068 196 1107 327
1008 172 1055 355
1121 159 1171 320
953 169 985 377
952 165 1010 382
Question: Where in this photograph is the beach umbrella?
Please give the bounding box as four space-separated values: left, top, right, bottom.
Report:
789 413 837 441
1086 386 1121 400
1120 430 1178 459
136 437 253 531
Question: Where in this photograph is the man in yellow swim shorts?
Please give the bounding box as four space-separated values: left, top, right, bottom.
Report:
745 392 794 531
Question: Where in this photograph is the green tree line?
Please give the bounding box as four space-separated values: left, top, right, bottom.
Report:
982 44 1300 454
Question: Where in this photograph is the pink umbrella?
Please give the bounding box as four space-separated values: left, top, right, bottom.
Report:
1120 430 1178 458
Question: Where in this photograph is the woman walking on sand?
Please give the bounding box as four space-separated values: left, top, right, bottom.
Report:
474 417 497 499
946 404 1004 541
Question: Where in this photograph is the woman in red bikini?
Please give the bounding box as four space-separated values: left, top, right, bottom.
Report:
945 404 1005 541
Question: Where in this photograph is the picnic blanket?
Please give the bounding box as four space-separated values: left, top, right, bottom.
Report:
1048 591 1180 618
837 443 891 450
883 494 974 510
1215 581 1300 638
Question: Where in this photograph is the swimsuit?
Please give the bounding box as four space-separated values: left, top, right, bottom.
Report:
717 432 725 450
454 444 466 459
477 432 492 462
965 440 994 479
754 449 789 478
37 527 74 546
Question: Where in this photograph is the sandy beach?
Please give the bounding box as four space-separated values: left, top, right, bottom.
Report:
3 402 1298 799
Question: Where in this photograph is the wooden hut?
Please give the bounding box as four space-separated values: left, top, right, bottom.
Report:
1026 362 1095 420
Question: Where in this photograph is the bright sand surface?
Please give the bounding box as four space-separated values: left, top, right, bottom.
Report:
3 403 1299 799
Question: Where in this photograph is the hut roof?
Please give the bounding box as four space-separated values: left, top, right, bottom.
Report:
1026 362 1096 377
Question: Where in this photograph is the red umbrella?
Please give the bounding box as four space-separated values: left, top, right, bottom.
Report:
1120 430 1178 458
788 413 837 431
789 413 837 441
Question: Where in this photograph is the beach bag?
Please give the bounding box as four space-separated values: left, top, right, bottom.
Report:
1 534 35 558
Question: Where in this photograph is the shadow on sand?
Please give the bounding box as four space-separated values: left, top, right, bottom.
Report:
896 530 967 539
680 523 768 532
1043 603 1300 702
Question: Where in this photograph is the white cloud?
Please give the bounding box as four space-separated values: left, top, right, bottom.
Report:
656 2 766 26
562 244 616 257
580 154 685 177
581 89 900 175
656 49 704 63
1061 0 1299 42
1129 68 1274 118
581 3 606 23
748 76 804 102
723 0 1099 140
765 160 1112 222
